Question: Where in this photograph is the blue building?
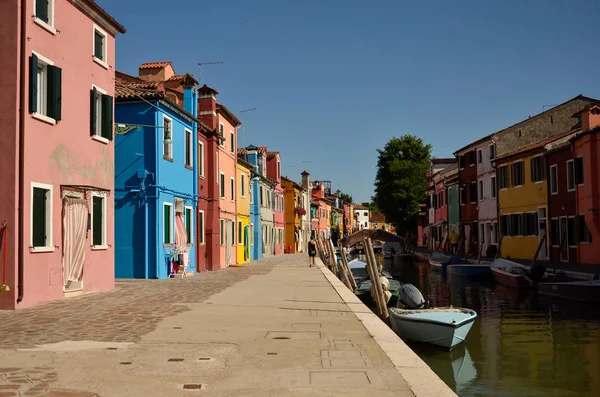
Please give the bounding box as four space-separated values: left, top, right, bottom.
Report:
241 146 262 261
114 69 198 279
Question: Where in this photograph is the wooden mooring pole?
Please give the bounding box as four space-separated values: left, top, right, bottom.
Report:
364 238 389 321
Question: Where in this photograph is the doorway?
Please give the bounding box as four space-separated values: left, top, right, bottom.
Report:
62 196 87 291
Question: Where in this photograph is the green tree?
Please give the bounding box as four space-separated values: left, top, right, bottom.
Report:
339 192 353 204
374 135 431 234
361 201 380 212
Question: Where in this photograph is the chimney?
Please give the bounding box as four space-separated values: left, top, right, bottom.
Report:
138 62 175 82
581 104 600 132
198 84 219 130
182 74 197 117
301 170 310 189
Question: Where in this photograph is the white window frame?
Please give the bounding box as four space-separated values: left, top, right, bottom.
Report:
230 176 235 201
163 115 173 159
30 181 54 252
220 172 226 198
31 51 55 125
198 210 205 244
33 0 56 34
230 131 235 153
91 192 108 249
92 23 108 69
241 173 246 198
184 128 193 168
163 202 173 244
185 206 193 244
566 159 575 192
91 84 109 143
219 123 225 147
550 164 558 195
198 141 205 177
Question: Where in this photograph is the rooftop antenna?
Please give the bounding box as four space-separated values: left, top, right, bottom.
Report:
240 108 257 147
197 61 224 83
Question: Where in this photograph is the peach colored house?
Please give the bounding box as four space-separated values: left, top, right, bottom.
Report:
216 104 241 267
0 0 125 309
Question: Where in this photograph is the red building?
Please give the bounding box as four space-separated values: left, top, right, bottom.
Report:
266 151 285 255
455 149 479 255
428 159 456 250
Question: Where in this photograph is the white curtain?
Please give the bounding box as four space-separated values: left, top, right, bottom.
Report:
62 197 88 286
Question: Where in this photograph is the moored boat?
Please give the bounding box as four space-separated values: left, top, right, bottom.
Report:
447 263 492 278
429 251 466 271
490 258 535 288
355 279 400 307
537 280 600 304
388 307 478 350
348 259 392 285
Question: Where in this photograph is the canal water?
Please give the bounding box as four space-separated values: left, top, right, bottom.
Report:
387 259 600 397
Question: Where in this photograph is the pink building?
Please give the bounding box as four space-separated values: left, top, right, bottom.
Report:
216 104 241 267
267 151 285 255
0 0 125 309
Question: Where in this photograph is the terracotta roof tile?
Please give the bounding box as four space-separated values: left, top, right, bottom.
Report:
430 157 457 165
495 128 581 162
257 146 268 155
267 151 279 158
139 61 172 70
114 79 164 100
237 148 248 155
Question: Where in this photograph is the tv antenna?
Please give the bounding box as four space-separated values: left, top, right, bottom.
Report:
197 61 223 83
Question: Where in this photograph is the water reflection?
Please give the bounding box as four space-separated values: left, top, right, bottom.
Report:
393 259 600 397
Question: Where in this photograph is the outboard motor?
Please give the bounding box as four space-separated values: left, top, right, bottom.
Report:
529 264 546 284
399 283 426 309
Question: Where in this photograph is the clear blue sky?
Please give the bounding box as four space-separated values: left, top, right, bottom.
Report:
99 0 600 204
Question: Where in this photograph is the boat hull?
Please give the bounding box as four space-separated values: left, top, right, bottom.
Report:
388 308 477 350
448 264 491 278
490 266 533 288
537 280 600 304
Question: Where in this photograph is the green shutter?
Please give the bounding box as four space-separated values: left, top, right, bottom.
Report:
101 94 113 140
32 188 46 247
164 205 171 244
90 88 97 136
36 0 49 23
185 208 192 244
92 196 103 246
47 65 61 121
30 55 38 113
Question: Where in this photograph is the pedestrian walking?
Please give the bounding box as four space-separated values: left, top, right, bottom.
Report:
449 230 458 255
308 233 318 267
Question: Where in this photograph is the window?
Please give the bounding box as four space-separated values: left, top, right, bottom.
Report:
219 123 225 147
498 165 509 189
34 0 54 29
509 214 521 236
579 215 592 243
550 219 559 246
91 194 107 247
550 165 558 194
491 223 498 244
489 144 496 160
93 25 108 66
490 176 496 198
511 161 524 186
231 221 235 246
220 219 224 245
469 150 475 166
477 149 482 164
568 217 576 246
230 177 235 200
185 129 193 168
277 161 281 180
90 85 114 142
530 156 545 183
30 52 61 123
433 193 438 209
567 160 575 192
241 174 246 197
500 215 510 237
198 210 205 244
469 182 477 203
163 203 172 244
230 131 235 153
460 186 466 205
478 180 484 201
31 182 53 250
198 141 204 177
458 156 464 169
238 221 243 244
522 212 538 236
220 173 225 198
163 116 173 159
575 156 584 185
185 207 192 244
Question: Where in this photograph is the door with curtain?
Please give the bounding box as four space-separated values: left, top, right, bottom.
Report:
62 196 88 290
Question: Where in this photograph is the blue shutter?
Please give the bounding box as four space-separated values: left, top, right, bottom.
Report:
30 54 38 113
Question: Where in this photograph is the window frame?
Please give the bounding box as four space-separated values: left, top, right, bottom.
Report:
241 173 246 198
33 0 56 34
489 144 496 160
220 219 225 245
477 149 483 164
185 206 193 245
220 172 226 198
490 176 497 198
198 210 205 244
511 160 525 187
91 84 111 144
91 192 108 249
566 159 575 192
230 176 235 201
163 202 173 245
531 155 546 184
30 181 54 252
198 140 205 177
92 23 109 69
31 51 56 125
230 131 235 153
163 115 173 160
238 220 243 245
184 128 193 168
550 164 558 195
231 221 235 246
219 123 225 147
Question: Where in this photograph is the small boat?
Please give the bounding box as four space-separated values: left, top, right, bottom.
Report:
355 279 400 307
537 280 600 304
447 263 492 278
348 259 392 285
388 307 477 350
429 251 466 271
490 258 534 288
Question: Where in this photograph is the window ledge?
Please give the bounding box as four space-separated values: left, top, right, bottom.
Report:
91 245 109 251
163 156 174 162
185 165 193 170
32 113 56 125
30 246 55 253
92 135 110 144
34 18 57 35
93 57 109 70
163 244 174 247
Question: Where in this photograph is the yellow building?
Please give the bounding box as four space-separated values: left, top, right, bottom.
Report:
496 143 549 260
281 176 303 253
235 158 253 265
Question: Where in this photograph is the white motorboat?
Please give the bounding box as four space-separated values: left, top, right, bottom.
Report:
388 307 477 350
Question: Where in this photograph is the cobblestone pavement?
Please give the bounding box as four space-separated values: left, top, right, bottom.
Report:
0 258 277 350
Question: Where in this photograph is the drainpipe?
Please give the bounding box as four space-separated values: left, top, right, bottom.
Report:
17 0 27 304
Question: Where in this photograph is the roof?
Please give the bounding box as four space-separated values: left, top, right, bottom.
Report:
237 157 254 170
257 146 268 155
80 0 126 34
198 84 219 96
281 176 303 190
572 102 600 117
167 74 199 86
453 134 494 156
353 204 368 210
495 128 581 162
217 103 241 127
569 124 600 143
267 151 279 159
430 158 456 165
438 163 458 178
139 61 172 70
237 148 248 155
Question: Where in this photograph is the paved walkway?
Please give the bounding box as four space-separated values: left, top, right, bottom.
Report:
0 254 455 397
